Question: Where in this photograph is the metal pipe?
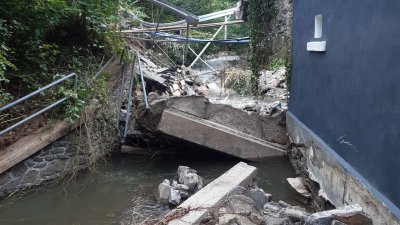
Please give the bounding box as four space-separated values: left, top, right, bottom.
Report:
224 16 228 40
137 54 149 109
123 59 136 138
188 46 217 72
189 17 230 68
0 73 77 111
148 0 199 25
115 63 126 127
0 97 67 136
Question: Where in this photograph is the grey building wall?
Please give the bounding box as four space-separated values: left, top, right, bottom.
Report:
289 0 400 210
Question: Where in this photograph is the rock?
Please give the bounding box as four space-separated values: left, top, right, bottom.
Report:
282 208 308 223
229 186 246 196
224 195 262 218
179 190 189 198
248 188 272 210
183 173 199 190
169 189 181 205
177 166 194 183
21 170 39 184
305 204 372 225
264 216 295 225
158 182 171 204
171 180 189 191
287 177 311 198
163 179 171 186
39 160 65 177
218 213 258 225
279 200 291 208
331 220 347 225
264 203 280 211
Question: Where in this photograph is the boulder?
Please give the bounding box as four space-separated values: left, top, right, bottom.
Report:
248 188 272 210
169 189 181 205
305 204 372 225
158 182 171 204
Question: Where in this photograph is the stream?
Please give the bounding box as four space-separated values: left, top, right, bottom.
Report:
0 150 300 225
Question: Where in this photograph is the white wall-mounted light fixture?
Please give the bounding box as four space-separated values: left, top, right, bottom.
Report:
307 14 326 52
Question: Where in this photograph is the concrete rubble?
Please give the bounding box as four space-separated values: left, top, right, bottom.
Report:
150 162 373 225
157 165 205 206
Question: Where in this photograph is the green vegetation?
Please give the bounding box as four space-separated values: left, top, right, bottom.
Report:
248 0 277 94
0 0 144 124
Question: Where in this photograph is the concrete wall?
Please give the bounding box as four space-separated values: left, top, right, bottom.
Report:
289 0 400 223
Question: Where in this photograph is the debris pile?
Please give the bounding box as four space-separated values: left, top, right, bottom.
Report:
157 165 204 206
258 67 288 101
137 57 201 97
202 184 372 225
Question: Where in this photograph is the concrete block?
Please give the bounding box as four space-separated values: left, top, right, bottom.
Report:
166 162 257 225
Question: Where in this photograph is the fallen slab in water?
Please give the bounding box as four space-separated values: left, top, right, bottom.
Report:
157 109 287 160
134 96 288 161
162 162 257 225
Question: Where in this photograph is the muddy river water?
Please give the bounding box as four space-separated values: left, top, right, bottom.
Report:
0 150 300 225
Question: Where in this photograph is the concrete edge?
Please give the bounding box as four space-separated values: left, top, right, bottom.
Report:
0 55 123 175
287 111 400 225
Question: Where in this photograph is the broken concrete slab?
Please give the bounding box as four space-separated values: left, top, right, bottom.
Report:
158 109 287 160
135 96 288 145
165 162 257 225
305 204 372 225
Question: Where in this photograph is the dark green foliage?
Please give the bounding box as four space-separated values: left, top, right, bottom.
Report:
248 0 277 94
0 0 143 124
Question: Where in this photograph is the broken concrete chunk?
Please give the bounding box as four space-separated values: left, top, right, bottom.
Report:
171 179 189 191
177 166 189 184
248 188 272 210
183 173 199 190
169 189 181 205
331 220 347 225
279 200 291 208
179 190 189 199
305 204 372 225
287 177 311 198
264 203 280 211
158 182 171 204
264 215 295 225
282 208 308 223
163 179 171 185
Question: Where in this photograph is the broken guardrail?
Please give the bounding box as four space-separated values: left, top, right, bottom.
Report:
0 73 78 136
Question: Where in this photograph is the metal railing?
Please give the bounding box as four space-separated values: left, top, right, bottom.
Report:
117 53 149 138
0 73 78 136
